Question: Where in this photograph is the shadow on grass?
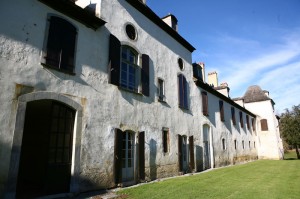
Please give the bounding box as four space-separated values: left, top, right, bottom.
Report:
284 158 299 160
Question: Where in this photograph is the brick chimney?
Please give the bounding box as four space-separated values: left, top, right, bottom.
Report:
162 14 178 32
208 71 218 87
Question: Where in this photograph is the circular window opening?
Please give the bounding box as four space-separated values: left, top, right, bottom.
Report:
178 58 184 70
126 24 137 40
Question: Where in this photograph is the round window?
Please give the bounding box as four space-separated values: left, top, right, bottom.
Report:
126 24 137 40
178 58 184 70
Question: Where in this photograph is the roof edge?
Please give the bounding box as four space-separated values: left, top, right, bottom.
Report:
125 0 196 52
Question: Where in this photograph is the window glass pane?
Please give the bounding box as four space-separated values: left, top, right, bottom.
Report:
65 134 70 147
51 119 58 131
59 119 65 132
64 149 70 163
122 159 126 168
128 159 132 167
50 134 57 147
57 134 64 147
56 149 63 163
48 149 56 163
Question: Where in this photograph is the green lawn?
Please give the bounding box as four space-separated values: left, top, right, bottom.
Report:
118 153 300 199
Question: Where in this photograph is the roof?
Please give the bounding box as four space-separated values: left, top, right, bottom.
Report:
125 0 196 52
38 0 106 30
243 85 272 103
194 80 256 117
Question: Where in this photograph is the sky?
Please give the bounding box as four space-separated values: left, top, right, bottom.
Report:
147 0 300 114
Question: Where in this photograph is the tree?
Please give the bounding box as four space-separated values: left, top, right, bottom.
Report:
280 105 300 159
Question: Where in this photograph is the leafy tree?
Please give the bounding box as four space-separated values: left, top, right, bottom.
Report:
280 105 300 159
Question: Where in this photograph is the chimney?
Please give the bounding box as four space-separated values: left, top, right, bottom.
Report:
208 71 218 87
199 62 205 82
263 90 269 97
162 14 178 31
138 0 146 4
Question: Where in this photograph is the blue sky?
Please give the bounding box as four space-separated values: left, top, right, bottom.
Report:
147 0 300 113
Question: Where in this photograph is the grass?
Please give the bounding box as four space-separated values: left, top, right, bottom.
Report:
117 151 300 199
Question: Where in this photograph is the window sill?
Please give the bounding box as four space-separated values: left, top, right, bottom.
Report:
179 106 189 111
118 86 143 96
42 63 76 76
158 98 167 103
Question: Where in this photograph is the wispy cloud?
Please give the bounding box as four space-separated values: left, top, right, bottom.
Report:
205 28 300 112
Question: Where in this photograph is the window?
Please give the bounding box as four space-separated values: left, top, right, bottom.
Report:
222 138 226 150
239 111 244 128
261 119 268 131
125 24 137 40
109 34 150 96
178 74 188 109
121 46 139 92
192 63 203 81
246 115 250 130
201 91 208 116
234 140 237 150
249 141 251 149
231 107 236 125
158 78 165 101
43 16 77 74
178 58 184 70
254 141 256 148
162 128 169 153
219 100 225 122
252 118 256 131
242 140 245 149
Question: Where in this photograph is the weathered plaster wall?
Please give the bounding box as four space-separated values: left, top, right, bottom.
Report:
0 0 260 197
245 101 283 159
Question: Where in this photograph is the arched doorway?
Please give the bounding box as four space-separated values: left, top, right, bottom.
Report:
16 100 75 198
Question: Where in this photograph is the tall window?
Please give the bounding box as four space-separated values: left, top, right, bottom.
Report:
109 34 150 96
242 140 245 149
219 100 225 122
222 138 226 150
246 115 250 130
44 16 77 73
158 78 165 101
201 91 208 116
252 118 256 131
162 128 169 153
121 46 139 91
234 140 237 150
178 74 188 109
231 107 236 125
261 119 268 131
240 111 244 128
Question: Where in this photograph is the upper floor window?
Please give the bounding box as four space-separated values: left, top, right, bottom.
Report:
158 78 165 102
192 63 203 81
109 34 150 96
261 119 268 131
231 107 236 125
240 111 244 128
43 16 77 74
219 100 225 122
178 74 188 109
252 118 256 131
246 115 250 130
201 91 209 116
121 46 139 91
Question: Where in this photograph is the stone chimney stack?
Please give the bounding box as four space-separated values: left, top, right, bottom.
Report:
162 14 178 32
263 90 269 97
208 71 218 87
138 0 146 4
199 62 205 82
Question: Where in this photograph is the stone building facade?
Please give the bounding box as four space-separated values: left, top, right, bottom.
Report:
0 0 283 198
